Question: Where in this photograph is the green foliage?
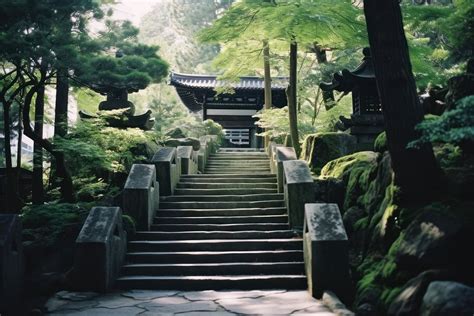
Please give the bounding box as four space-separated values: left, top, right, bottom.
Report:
76 19 169 92
433 143 464 168
73 88 106 113
410 96 474 146
22 203 91 248
54 120 159 201
122 214 136 238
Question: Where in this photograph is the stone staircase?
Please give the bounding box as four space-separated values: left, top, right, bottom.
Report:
117 148 306 290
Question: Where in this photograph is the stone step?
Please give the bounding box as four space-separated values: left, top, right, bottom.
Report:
159 200 284 209
116 275 307 290
156 207 287 217
160 193 284 203
179 179 276 185
177 182 277 190
150 223 290 232
206 161 270 165
218 148 265 152
206 163 269 166
122 262 304 276
206 170 270 174
205 168 271 173
126 250 304 264
181 174 276 179
209 157 269 161
134 230 297 240
174 188 277 195
128 239 302 252
154 214 288 225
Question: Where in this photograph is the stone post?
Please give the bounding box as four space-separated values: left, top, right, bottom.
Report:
276 147 297 193
74 207 127 292
123 164 159 230
304 203 351 303
283 160 315 230
151 147 181 196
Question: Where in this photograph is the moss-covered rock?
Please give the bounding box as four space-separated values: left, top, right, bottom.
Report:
321 151 379 181
302 132 357 174
165 127 187 138
374 131 388 153
164 137 201 151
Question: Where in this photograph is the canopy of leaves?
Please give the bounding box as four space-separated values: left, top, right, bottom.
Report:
75 20 169 92
198 0 367 78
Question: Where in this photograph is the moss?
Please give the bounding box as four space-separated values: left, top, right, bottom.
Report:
374 131 388 153
433 143 463 168
380 286 403 310
302 132 357 174
354 216 369 231
321 151 379 181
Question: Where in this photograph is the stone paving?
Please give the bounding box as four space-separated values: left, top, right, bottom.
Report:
45 290 336 315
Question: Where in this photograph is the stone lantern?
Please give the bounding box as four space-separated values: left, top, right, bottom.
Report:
320 47 384 148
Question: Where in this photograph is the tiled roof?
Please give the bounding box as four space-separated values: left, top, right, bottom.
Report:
170 72 288 90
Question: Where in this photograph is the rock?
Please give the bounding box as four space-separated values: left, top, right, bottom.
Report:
444 167 474 199
165 137 200 151
313 177 345 208
445 58 474 110
395 210 466 271
165 127 186 139
343 206 366 237
374 131 387 153
388 270 455 316
320 151 379 182
302 132 357 174
356 303 377 316
420 281 474 316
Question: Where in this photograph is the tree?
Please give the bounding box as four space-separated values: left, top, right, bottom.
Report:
200 0 366 152
363 0 441 200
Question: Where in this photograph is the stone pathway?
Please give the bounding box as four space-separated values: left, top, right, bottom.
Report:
45 290 336 315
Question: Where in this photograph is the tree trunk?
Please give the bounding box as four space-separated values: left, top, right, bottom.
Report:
32 83 45 205
23 85 74 203
16 104 22 168
54 68 69 137
364 0 441 201
2 103 16 213
287 41 300 155
314 44 335 110
263 39 272 148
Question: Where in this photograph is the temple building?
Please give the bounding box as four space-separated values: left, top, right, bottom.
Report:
170 72 288 148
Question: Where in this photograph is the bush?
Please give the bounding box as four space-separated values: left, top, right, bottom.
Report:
22 203 91 248
410 96 474 147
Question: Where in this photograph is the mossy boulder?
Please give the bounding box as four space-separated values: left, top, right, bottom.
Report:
164 137 201 151
165 127 187 139
374 131 388 153
302 132 357 174
394 209 468 272
321 151 378 182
